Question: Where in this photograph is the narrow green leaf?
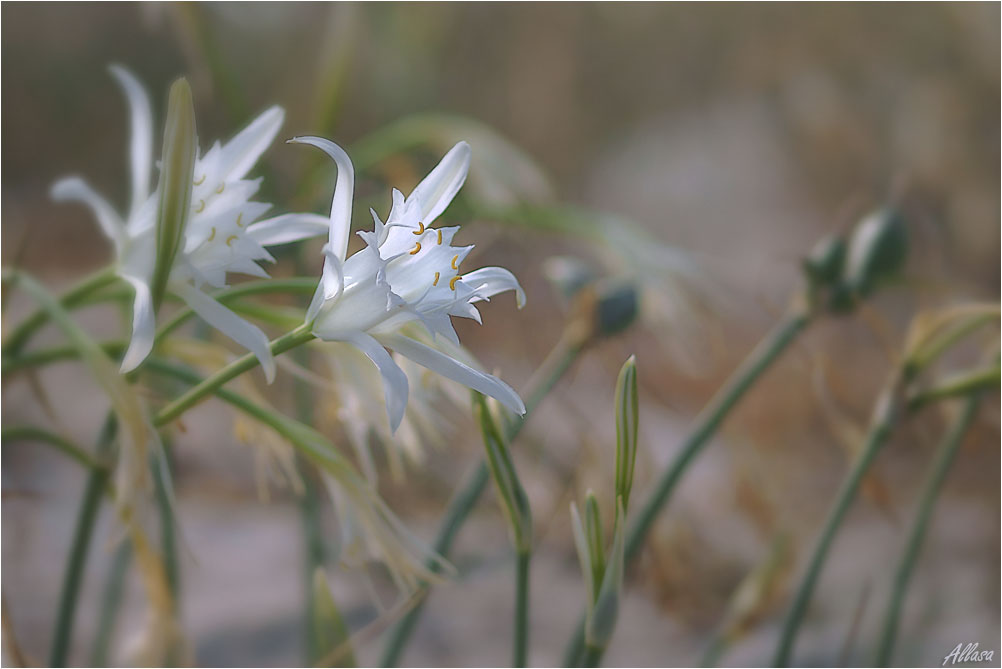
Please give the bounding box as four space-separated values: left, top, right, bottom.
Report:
583 491 605 601
312 568 356 667
585 498 626 653
614 355 639 511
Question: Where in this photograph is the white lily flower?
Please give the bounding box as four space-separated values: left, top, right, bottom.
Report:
52 66 330 379
291 136 527 431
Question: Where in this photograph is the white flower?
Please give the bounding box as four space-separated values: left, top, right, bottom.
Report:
291 136 527 430
52 66 329 379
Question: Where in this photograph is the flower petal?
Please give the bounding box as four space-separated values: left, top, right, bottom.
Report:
409 141 471 225
119 275 155 373
347 332 410 432
321 244 344 300
377 332 525 415
288 136 354 262
245 213 330 246
109 65 153 218
51 177 126 252
462 267 526 308
217 106 285 181
174 282 276 383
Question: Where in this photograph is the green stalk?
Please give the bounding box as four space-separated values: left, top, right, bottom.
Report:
153 324 314 427
562 307 812 666
874 394 981 666
514 550 531 667
2 266 118 355
379 336 584 666
49 414 118 667
90 542 133 666
581 645 604 667
2 426 107 473
773 385 898 666
153 444 180 668
907 365 999 411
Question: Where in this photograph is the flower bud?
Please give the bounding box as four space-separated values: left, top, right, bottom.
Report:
474 392 532 553
844 207 908 297
614 355 639 511
594 280 639 337
151 78 197 311
802 234 846 287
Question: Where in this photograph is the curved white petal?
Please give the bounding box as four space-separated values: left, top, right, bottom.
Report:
245 213 330 246
461 267 526 308
377 332 525 416
305 280 326 324
321 245 344 300
174 282 277 383
119 275 155 373
409 141 471 225
218 106 285 181
288 136 354 262
51 177 126 252
109 65 153 219
347 332 409 433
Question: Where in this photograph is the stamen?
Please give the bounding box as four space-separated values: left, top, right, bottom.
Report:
437 229 443 245
226 234 238 247
412 222 425 235
195 200 206 213
409 242 422 255
433 271 440 286
215 183 225 194
449 276 460 290
451 254 460 270
236 213 244 227
207 227 216 241
193 174 206 186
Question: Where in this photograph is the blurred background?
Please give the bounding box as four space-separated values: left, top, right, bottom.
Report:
2 3 999 666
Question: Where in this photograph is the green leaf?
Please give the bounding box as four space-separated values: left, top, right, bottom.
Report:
614 355 639 511
312 568 356 667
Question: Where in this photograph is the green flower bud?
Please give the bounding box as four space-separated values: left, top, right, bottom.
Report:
614 355 639 511
844 208 908 297
474 392 532 553
802 234 846 287
594 280 639 338
151 78 197 312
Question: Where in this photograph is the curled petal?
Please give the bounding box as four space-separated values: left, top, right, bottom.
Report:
51 177 126 252
109 65 153 219
462 266 526 308
288 136 354 263
321 245 345 300
347 332 410 432
409 141 471 225
119 275 155 373
377 332 525 416
245 213 330 246
175 282 276 383
218 106 285 181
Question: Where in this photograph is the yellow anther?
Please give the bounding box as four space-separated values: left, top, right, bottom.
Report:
451 254 460 270
449 275 460 290
433 271 440 286
195 200 205 213
226 234 238 246
215 183 225 194
412 222 425 235
193 174 206 186
236 213 244 227
437 229 443 245
410 242 422 255
207 227 216 241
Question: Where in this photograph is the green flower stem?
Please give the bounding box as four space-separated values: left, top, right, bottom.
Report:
2 266 118 355
581 645 604 667
2 426 107 473
49 413 118 668
562 306 812 667
515 549 531 667
153 324 315 427
773 383 899 667
379 335 585 667
874 393 982 666
907 365 999 411
90 541 133 666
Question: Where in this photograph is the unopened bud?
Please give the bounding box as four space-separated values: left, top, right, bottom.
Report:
844 208 908 297
614 355 639 512
802 234 846 287
151 77 197 312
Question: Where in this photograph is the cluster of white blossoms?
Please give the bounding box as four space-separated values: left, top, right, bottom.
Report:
53 66 329 378
293 136 526 431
